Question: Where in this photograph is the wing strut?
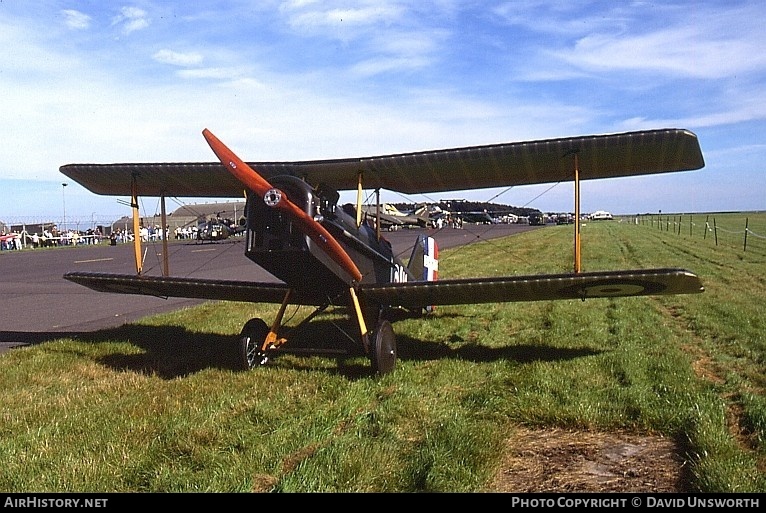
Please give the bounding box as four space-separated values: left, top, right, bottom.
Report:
573 152 581 273
375 188 382 241
349 286 370 353
356 171 363 228
131 173 142 275
160 192 169 276
264 290 292 351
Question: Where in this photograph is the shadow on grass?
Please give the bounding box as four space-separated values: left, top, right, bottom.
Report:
397 334 601 364
1 316 602 380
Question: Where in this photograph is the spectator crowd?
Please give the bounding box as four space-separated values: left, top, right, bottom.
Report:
0 223 205 251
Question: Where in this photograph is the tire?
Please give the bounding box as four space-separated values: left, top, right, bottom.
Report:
238 318 270 370
370 319 396 375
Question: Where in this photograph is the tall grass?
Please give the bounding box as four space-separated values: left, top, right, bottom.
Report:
0 215 764 492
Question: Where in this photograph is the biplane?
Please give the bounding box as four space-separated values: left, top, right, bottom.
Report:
60 128 705 374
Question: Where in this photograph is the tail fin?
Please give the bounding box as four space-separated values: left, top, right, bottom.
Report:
408 234 439 312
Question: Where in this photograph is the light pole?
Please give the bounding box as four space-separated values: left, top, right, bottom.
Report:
62 183 68 232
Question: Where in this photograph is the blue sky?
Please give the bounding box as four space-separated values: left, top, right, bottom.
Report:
1 1 765 230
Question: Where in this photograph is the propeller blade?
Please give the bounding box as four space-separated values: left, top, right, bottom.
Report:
202 129 363 283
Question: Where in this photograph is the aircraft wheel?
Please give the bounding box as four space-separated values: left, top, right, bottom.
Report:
238 318 270 370
370 319 396 375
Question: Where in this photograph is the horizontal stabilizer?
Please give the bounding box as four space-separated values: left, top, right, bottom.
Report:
359 268 704 308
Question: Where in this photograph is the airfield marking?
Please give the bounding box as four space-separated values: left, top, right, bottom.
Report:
74 258 114 264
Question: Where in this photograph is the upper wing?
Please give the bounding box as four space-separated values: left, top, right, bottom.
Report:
358 268 704 307
60 128 704 197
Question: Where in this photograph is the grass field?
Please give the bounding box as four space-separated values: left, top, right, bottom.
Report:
1 213 764 492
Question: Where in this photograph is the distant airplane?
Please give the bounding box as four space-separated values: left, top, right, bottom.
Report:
360 203 430 230
453 210 496 225
60 128 705 374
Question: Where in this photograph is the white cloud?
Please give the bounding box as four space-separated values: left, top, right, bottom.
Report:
493 2 766 81
281 1 407 45
61 10 91 30
177 67 259 82
286 4 404 31
153 49 204 67
111 7 150 35
557 27 766 79
350 56 429 77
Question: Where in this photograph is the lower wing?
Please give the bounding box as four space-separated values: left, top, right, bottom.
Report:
63 272 323 305
358 268 704 308
65 268 703 310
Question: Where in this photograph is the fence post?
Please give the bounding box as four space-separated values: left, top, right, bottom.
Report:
713 217 718 246
744 217 749 252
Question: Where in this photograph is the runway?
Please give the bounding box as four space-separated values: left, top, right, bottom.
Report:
0 223 540 354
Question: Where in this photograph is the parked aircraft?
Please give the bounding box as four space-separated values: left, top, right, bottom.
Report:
359 203 430 230
195 218 230 242
195 213 245 242
60 128 705 374
528 212 546 226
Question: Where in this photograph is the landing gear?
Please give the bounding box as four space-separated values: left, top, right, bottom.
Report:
238 318 270 370
237 291 399 375
370 319 396 375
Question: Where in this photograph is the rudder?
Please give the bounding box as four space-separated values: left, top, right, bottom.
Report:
407 234 439 312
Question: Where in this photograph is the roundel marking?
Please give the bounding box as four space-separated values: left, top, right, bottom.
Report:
578 283 646 297
558 279 666 299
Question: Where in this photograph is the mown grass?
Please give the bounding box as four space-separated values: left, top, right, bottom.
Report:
1 214 764 492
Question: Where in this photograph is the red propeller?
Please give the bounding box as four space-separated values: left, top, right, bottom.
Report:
202 129 363 283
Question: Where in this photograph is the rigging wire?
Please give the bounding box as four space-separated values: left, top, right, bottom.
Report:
133 195 245 278
360 181 563 268
434 181 563 268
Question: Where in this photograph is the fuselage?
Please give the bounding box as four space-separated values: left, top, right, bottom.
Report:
243 176 406 304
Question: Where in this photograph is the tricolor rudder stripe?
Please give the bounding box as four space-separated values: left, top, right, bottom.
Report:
423 236 439 281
